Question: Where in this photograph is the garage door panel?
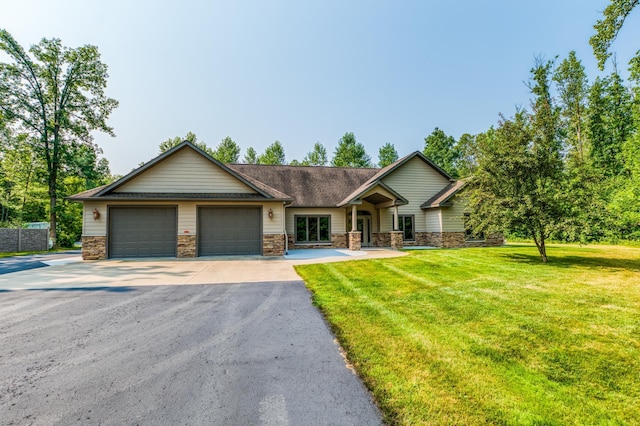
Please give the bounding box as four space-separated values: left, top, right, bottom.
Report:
198 207 261 256
109 207 177 258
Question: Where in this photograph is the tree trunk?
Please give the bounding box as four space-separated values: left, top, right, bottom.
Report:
530 228 548 263
48 174 57 247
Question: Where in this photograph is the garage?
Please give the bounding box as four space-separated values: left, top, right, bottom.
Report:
198 207 262 256
108 206 177 258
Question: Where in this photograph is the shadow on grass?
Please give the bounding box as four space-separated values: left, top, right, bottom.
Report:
503 253 640 272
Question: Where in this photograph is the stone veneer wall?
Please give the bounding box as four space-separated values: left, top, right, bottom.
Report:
0 228 48 252
390 231 403 249
287 233 348 250
82 236 107 260
177 235 196 258
348 231 361 251
373 232 391 247
263 234 286 256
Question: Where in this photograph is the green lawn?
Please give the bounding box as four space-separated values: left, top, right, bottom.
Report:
295 244 640 425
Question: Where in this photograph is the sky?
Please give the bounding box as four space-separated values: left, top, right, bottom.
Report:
3 0 640 174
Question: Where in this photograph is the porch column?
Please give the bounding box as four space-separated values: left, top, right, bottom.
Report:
351 204 357 231
393 205 399 230
349 204 361 251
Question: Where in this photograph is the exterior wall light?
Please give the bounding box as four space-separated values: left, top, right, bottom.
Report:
268 208 274 219
93 208 101 220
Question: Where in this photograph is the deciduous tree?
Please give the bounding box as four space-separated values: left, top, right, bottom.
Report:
423 128 460 178
303 142 328 166
377 142 398 167
212 136 240 163
466 60 565 262
0 30 118 245
590 0 639 70
258 141 286 165
331 132 372 168
243 147 258 164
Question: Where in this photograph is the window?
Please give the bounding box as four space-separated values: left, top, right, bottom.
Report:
296 215 331 243
393 215 414 241
464 213 485 241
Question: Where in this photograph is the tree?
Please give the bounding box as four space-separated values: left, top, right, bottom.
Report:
456 132 479 178
377 142 398 167
423 128 460 177
466 60 565 262
590 0 639 70
588 71 635 176
303 142 328 166
212 136 240 163
0 29 118 245
258 140 286 165
244 147 258 164
159 131 214 157
553 51 589 162
331 132 372 167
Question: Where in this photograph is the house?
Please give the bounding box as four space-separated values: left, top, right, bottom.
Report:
69 141 503 260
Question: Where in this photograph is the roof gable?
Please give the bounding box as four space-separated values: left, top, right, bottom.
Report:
338 151 453 206
91 142 289 200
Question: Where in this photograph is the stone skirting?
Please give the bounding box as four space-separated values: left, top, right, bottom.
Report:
373 232 391 247
263 233 286 256
348 231 361 251
390 231 403 250
371 231 504 249
82 236 107 260
177 235 196 258
287 233 348 250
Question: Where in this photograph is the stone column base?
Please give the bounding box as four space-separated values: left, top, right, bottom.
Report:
82 236 107 260
177 235 196 258
348 231 361 251
263 234 285 256
390 231 404 250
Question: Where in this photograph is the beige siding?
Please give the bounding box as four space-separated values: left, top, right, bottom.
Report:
285 207 346 234
381 157 451 232
82 200 284 236
115 148 255 194
425 209 441 232
442 196 466 232
83 201 108 236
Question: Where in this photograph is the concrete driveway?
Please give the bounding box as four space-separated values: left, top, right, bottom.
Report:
0 250 405 425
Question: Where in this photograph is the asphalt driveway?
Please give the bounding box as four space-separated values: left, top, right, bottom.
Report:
0 281 381 425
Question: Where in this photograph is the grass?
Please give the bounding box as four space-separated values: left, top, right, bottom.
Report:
0 247 75 259
295 244 640 425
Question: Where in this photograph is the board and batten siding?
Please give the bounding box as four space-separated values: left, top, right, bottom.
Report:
441 196 466 232
82 201 284 236
381 156 451 232
285 208 346 234
114 148 256 194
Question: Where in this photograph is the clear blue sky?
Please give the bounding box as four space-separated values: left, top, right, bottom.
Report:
3 0 639 174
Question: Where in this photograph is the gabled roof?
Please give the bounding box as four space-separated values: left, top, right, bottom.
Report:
421 179 467 209
69 141 292 202
338 151 454 206
228 164 378 207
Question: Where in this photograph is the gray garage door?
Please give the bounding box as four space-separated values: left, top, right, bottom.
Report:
109 207 177 258
198 207 261 256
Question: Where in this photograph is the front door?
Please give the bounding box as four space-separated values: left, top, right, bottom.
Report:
357 216 372 247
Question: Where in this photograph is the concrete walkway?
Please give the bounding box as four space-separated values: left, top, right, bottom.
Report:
0 248 406 290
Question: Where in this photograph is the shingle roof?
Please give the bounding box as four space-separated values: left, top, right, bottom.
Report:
228 164 378 207
421 179 467 208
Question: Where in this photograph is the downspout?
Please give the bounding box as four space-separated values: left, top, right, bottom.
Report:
283 202 288 255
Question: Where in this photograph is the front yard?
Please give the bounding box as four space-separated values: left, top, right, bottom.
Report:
295 244 640 425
